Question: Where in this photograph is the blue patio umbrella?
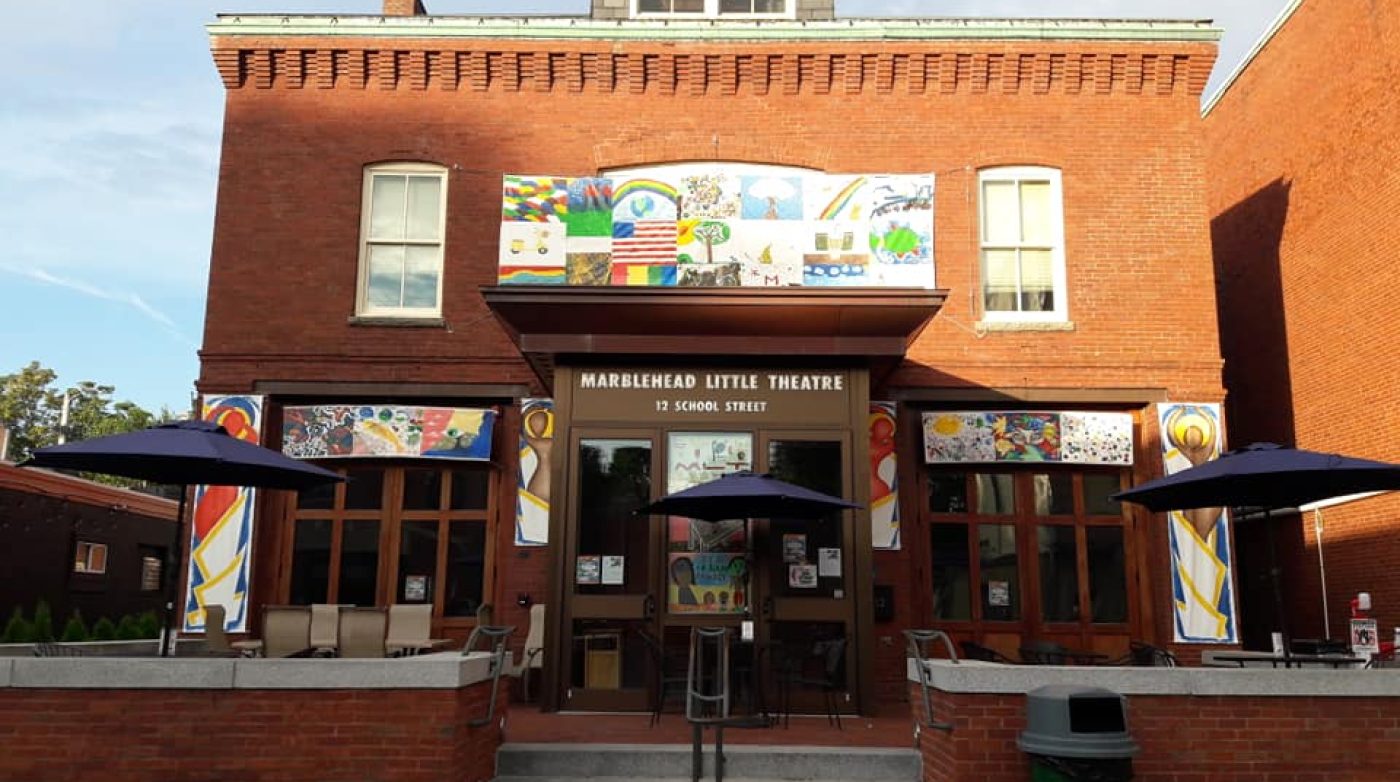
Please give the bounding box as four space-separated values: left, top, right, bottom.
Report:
637 470 861 522
22 420 345 655
1113 442 1400 651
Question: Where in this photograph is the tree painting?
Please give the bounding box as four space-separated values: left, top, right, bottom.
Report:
693 221 731 265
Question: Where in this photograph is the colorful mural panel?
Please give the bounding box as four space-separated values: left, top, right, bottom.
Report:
563 177 613 237
668 553 749 614
1158 403 1237 643
741 175 803 220
282 405 496 461
516 399 554 546
870 402 901 550
1061 412 1136 465
923 411 1133 466
498 165 935 289
183 395 263 633
502 176 568 222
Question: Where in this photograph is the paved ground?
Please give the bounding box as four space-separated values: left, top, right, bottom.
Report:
505 704 916 748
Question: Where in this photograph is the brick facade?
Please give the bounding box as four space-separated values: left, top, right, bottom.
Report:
201 11 1227 707
0 679 506 782
911 682 1400 781
1205 0 1400 644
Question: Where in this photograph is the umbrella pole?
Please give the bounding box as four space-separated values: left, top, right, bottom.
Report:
162 485 189 659
1264 508 1290 661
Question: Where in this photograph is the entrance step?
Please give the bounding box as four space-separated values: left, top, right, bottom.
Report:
495 743 920 781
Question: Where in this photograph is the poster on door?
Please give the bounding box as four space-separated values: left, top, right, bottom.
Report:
668 553 748 614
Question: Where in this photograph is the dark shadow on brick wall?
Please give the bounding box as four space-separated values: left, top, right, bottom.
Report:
1212 178 1304 650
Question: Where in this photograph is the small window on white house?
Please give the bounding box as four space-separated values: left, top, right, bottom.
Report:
357 163 447 317
634 0 791 18
74 541 108 574
979 167 1067 321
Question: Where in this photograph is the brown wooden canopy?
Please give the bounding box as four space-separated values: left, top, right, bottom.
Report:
481 286 946 388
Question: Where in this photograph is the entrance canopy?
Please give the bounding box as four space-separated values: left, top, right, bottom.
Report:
481 286 947 388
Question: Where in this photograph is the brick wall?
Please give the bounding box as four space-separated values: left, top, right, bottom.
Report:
203 25 1226 703
1205 0 1400 641
0 679 507 782
911 682 1400 781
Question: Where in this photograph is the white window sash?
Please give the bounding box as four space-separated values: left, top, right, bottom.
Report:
630 0 796 20
357 164 447 317
978 166 1067 322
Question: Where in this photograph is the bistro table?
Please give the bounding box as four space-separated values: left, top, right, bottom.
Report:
1209 651 1366 669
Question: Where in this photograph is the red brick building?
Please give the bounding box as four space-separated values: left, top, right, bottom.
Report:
198 0 1227 713
1205 0 1400 648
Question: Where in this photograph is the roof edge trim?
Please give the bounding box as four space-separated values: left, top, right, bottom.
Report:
207 15 1222 43
1201 0 1303 117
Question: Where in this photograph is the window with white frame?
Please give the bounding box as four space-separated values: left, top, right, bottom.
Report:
978 167 1067 321
357 163 447 317
634 0 792 19
74 541 108 574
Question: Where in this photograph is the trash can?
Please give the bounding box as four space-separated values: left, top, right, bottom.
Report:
1016 685 1139 781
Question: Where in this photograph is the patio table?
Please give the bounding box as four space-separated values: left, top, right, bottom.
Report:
1210 651 1365 669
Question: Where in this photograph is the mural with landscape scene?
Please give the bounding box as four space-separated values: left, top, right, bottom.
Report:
498 163 935 289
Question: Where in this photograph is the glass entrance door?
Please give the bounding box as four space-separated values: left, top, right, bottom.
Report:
754 434 855 716
561 431 659 711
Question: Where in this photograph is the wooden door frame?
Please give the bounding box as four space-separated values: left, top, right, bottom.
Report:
555 425 663 711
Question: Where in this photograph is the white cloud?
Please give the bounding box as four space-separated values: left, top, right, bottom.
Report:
0 266 196 347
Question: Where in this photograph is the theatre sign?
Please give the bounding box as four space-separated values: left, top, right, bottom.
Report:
571 369 854 425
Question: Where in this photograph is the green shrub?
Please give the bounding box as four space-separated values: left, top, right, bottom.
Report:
137 610 161 639
60 611 89 643
114 614 142 640
31 600 55 643
91 617 117 641
1 607 33 644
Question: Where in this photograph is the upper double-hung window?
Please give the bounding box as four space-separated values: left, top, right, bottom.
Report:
357 163 447 318
979 167 1067 322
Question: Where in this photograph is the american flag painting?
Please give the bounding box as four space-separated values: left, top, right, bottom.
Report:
612 220 677 262
611 220 677 285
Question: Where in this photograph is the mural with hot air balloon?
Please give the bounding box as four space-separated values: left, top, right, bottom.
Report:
497 163 936 289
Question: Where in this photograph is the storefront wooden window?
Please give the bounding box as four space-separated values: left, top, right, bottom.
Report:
923 467 1134 652
286 463 494 625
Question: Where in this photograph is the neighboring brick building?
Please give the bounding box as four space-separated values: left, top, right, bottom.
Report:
197 0 1228 713
1204 0 1400 648
0 462 178 631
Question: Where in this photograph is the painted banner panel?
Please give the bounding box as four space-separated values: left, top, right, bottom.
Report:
183 395 263 633
281 406 496 461
516 399 553 546
870 402 901 550
922 411 1134 466
498 163 936 289
1158 403 1238 643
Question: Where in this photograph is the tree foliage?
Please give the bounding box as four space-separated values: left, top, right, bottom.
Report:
0 361 183 489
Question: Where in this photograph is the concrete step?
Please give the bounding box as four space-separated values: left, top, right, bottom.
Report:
495 743 920 781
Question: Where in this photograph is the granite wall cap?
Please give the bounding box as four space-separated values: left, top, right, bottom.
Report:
10 657 237 689
910 659 1400 698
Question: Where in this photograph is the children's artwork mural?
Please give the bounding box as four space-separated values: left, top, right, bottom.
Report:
183 395 263 633
667 432 753 494
668 553 748 614
282 405 496 461
870 402 901 550
922 411 1133 466
516 399 554 547
498 163 935 289
1158 403 1237 643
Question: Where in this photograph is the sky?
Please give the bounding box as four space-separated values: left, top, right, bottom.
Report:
0 0 1290 415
